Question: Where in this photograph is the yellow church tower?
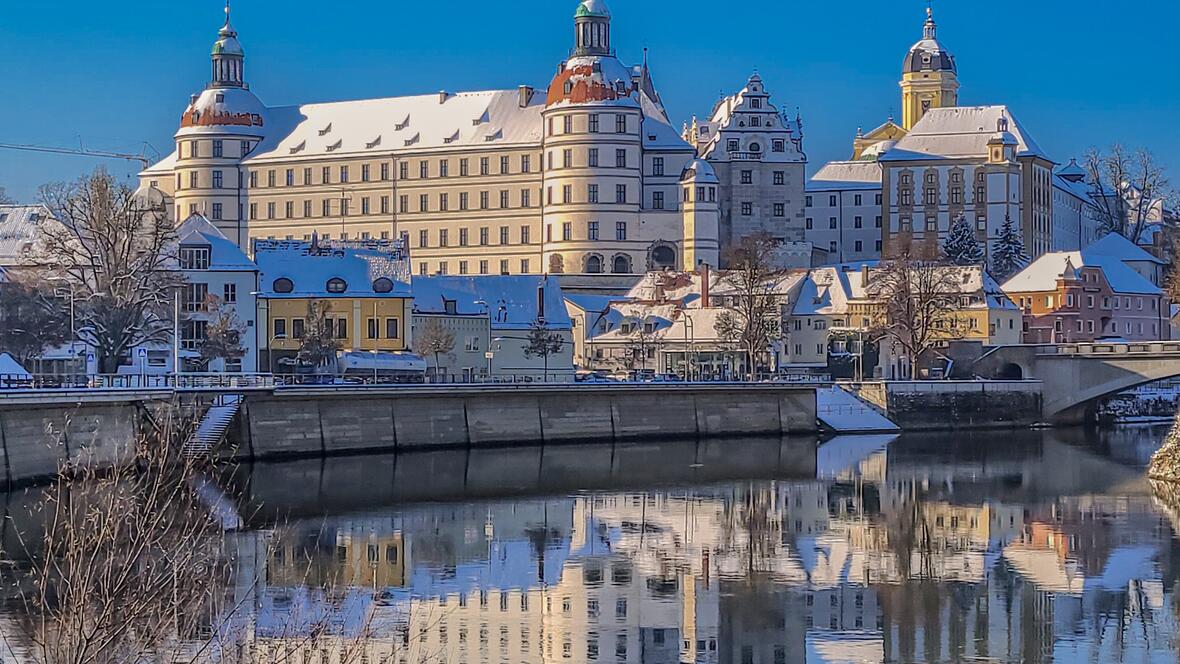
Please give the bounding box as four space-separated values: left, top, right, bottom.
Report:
899 6 958 130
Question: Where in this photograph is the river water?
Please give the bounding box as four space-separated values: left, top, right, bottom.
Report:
5 426 1180 663
195 425 1179 664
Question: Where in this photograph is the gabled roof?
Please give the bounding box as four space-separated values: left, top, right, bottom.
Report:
1085 231 1166 265
0 204 56 267
880 106 1050 162
255 239 412 298
1002 243 1163 296
412 275 571 330
175 214 257 271
808 161 883 192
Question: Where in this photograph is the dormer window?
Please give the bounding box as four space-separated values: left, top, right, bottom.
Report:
326 278 348 294
372 278 395 293
272 278 294 294
179 245 211 270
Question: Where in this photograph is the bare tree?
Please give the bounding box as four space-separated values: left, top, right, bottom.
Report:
713 233 785 379
523 320 566 381
296 300 341 371
199 295 246 370
620 324 658 372
0 271 70 366
37 169 183 373
865 252 964 378
413 317 455 378
1084 145 1173 244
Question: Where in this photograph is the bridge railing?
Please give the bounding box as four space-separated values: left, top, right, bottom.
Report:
1034 342 1180 356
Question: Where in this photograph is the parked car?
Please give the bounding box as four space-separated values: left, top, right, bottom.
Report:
649 374 683 383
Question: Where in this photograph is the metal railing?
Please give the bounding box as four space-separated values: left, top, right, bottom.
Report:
0 373 276 391
1034 342 1180 356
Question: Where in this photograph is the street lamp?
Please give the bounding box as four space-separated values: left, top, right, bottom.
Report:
47 277 77 374
683 314 696 381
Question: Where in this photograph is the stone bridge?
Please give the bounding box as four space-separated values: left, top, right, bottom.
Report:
973 342 1180 423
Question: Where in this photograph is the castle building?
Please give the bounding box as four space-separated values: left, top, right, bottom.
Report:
684 74 808 259
140 1 722 283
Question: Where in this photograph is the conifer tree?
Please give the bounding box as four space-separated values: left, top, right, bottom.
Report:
991 214 1028 281
942 215 985 266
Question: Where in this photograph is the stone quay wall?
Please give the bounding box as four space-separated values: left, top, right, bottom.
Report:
0 390 170 487
873 380 1044 430
231 384 819 460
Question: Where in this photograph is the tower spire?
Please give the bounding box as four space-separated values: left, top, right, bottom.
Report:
211 1 245 88
924 2 937 40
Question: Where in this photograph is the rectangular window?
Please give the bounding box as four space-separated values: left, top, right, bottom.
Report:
212 139 223 157
520 226 530 244
459 192 469 210
479 191 489 209
741 170 753 185
398 162 409 180
380 162 390 181
459 260 468 275
563 148 573 168
500 259 510 275
479 227 489 245
500 190 509 208
772 139 785 152
479 260 489 274
616 184 626 204
211 202 223 220
773 171 785 185
480 157 489 175
616 222 627 241
652 157 664 176
500 155 510 174
588 184 599 203
340 166 349 183
266 202 275 219
521 189 531 208
212 170 224 189
563 115 573 134
361 197 370 215
419 194 429 212
588 148 599 168
588 221 599 241
439 229 449 247
459 228 469 246
741 202 753 216
521 154 531 173
653 191 664 209
291 318 305 340
615 114 627 133
562 222 572 241
419 161 428 179
418 230 428 248
273 318 287 339
773 203 785 217
284 201 293 218
500 226 510 244
589 114 599 133
399 195 408 213
380 195 390 214
616 149 627 168
520 259 530 274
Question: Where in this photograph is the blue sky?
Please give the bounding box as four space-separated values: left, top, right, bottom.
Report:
1 1 1177 202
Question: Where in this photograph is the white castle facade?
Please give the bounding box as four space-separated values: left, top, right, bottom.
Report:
140 1 809 282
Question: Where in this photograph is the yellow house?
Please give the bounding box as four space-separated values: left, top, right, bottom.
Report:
254 238 413 371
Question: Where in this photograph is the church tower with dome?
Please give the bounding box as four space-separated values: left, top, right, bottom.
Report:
169 1 267 247
899 6 959 131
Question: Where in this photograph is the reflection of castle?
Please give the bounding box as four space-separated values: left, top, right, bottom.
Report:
213 435 1179 664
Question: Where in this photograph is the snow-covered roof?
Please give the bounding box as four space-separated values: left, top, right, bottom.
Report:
1053 172 1093 202
1002 240 1163 296
879 106 1050 162
0 353 31 379
0 204 56 266
793 263 1016 316
175 214 257 272
808 161 882 192
412 275 571 330
245 89 545 162
255 238 411 298
1084 231 1166 265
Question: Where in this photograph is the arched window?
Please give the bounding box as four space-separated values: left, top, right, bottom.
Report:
650 245 677 270
372 277 395 293
326 277 348 294
612 254 632 274
549 254 565 274
585 254 603 274
272 278 294 294
749 142 762 153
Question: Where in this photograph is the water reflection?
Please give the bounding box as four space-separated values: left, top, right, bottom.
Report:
9 428 1180 663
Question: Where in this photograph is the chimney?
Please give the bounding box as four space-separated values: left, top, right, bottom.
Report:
700 263 711 308
537 281 546 322
861 263 870 286
438 90 449 104
518 85 534 108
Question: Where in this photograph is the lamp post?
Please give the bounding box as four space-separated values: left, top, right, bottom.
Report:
683 314 696 381
47 277 77 374
474 300 490 381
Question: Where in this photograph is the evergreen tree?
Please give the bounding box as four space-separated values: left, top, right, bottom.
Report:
942 215 985 266
990 214 1028 281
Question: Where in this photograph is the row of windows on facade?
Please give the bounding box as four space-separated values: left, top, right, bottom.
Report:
806 193 883 207
416 254 634 276
806 216 884 230
1038 318 1159 337
1016 293 1160 313
738 201 789 217
724 138 790 154
418 258 537 276
271 316 401 341
180 139 253 160
269 277 398 295
822 239 883 254
548 112 631 136
545 148 663 173
896 185 994 207
179 282 238 310
896 216 990 233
